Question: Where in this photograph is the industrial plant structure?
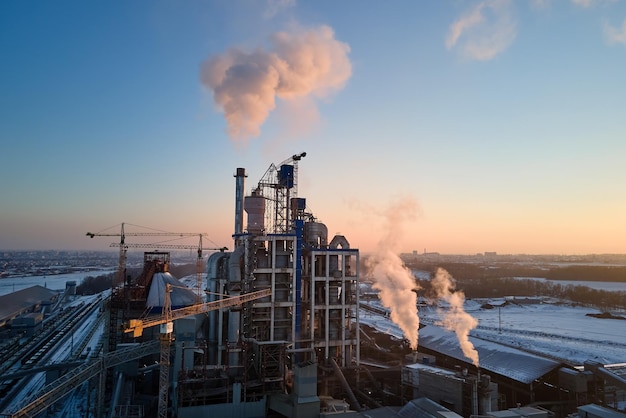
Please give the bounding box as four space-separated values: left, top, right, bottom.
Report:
3 154 626 418
180 153 360 416
102 153 361 418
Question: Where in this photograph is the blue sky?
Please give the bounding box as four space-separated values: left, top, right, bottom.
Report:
1 0 625 254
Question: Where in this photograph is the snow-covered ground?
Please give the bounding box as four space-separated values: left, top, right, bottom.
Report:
0 269 115 296
362 297 626 366
456 299 626 365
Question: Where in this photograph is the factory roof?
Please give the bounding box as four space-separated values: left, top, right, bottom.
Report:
398 397 462 418
339 398 461 418
0 285 59 323
418 325 563 384
577 404 626 418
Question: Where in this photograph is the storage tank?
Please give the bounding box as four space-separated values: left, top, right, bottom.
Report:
245 191 265 234
304 222 328 248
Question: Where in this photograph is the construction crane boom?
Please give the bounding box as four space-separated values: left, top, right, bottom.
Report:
122 285 271 418
86 223 208 286
124 287 271 337
109 239 227 303
110 243 227 251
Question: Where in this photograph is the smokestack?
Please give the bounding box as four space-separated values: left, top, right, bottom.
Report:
234 168 246 239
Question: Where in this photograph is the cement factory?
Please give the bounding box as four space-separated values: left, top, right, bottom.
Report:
1 154 626 418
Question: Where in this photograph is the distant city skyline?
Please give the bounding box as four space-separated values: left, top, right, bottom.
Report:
1 1 625 255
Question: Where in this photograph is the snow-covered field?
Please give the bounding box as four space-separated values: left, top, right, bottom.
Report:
0 269 115 296
362 297 626 366
454 299 626 365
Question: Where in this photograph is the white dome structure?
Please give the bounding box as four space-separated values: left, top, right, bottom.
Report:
146 272 196 310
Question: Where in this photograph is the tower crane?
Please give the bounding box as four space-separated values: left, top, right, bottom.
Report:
86 223 206 287
124 285 271 418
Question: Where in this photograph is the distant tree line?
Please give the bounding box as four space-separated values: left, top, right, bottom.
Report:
402 261 626 310
77 272 115 295
448 276 626 311
405 261 626 283
544 265 626 282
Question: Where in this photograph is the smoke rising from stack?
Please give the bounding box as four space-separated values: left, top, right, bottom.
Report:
200 25 351 143
431 268 480 366
366 197 421 350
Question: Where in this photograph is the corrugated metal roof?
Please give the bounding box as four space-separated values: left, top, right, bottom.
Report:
418 325 562 384
577 404 626 418
397 397 462 418
0 285 59 322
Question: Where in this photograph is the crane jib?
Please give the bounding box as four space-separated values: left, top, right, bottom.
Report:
123 288 271 336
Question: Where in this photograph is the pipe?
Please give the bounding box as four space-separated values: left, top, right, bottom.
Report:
294 220 303 360
109 372 124 418
206 251 229 366
329 358 362 412
227 245 245 372
234 168 246 240
329 235 349 249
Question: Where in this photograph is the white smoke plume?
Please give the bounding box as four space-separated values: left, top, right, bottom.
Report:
431 268 480 366
366 197 421 350
200 25 351 144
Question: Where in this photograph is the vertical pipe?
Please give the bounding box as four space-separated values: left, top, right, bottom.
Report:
227 246 244 374
355 251 360 368
207 252 227 366
234 168 246 243
325 253 330 360
294 220 303 360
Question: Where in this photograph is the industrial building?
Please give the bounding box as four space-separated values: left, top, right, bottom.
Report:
0 285 59 330
401 325 626 417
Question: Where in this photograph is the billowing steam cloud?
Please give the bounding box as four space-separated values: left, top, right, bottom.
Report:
431 268 480 366
366 197 421 350
200 25 352 143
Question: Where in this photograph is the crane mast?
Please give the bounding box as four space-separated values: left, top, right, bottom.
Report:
123 285 271 418
158 285 173 418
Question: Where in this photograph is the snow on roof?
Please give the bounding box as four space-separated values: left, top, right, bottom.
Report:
146 272 197 309
0 285 59 322
418 325 563 384
577 404 626 418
